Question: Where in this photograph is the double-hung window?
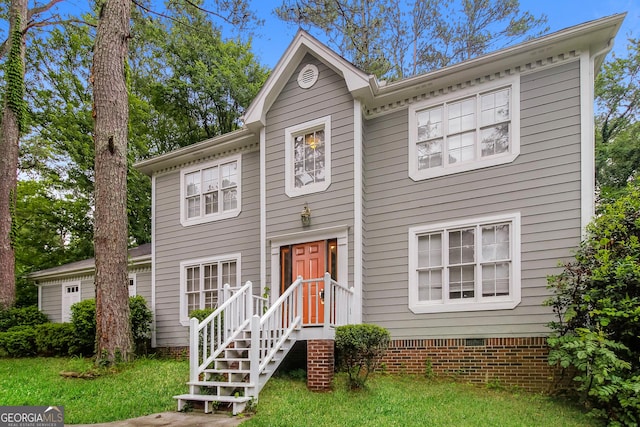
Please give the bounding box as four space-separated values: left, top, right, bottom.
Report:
180 155 241 226
285 116 332 197
408 213 521 313
180 255 240 324
408 76 520 180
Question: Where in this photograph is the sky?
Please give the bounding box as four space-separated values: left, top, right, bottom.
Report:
18 0 640 70
245 0 639 69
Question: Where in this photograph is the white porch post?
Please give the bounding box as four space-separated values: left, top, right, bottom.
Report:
189 317 199 384
249 314 260 396
323 272 331 334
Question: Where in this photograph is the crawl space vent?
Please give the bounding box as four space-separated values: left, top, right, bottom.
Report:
297 64 319 89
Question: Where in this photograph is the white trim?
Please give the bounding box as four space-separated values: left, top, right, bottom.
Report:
179 253 241 326
284 115 332 197
128 273 137 297
151 174 157 348
408 75 520 181
37 285 42 311
408 212 521 314
179 154 242 227
61 281 81 323
269 226 349 301
353 99 363 324
580 51 596 234
260 126 267 297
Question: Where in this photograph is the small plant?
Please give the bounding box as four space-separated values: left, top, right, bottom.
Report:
287 368 307 381
424 358 434 380
335 324 390 390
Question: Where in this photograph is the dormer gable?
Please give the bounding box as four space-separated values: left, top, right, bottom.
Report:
242 30 373 131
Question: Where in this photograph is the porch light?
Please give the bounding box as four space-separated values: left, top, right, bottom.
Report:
301 203 311 227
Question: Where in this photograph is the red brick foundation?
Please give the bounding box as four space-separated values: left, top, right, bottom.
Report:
307 339 334 391
153 346 189 359
381 337 553 392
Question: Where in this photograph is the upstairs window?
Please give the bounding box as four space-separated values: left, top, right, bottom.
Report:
285 116 332 197
409 77 519 180
408 212 521 314
180 155 241 226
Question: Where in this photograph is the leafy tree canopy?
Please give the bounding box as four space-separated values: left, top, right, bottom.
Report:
596 38 640 201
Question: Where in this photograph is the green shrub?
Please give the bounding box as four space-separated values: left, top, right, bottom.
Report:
189 308 215 322
335 324 390 390
69 297 153 357
70 299 96 356
0 306 48 332
0 326 37 357
546 180 640 426
35 323 76 356
129 296 153 355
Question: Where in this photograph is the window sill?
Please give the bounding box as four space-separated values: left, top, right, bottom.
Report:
409 152 519 181
409 298 520 314
180 208 241 227
285 181 331 198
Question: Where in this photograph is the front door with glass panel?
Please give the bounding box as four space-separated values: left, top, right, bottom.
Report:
280 240 337 326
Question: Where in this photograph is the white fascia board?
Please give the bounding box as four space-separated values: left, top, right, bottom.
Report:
243 30 372 129
371 13 625 107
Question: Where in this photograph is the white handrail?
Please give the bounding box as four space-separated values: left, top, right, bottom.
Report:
189 281 253 384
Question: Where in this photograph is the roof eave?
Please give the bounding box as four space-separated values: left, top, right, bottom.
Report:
371 13 625 103
134 128 257 176
243 30 372 129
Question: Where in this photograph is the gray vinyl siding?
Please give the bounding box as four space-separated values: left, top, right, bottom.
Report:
37 266 151 324
363 60 582 338
133 269 152 303
40 282 62 322
153 150 261 347
37 276 93 322
264 54 355 288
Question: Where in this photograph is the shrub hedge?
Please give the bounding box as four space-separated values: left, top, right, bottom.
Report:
0 296 153 358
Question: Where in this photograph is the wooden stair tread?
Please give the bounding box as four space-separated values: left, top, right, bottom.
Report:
173 393 252 403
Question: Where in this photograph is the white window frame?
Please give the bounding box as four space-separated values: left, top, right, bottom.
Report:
179 254 241 325
180 154 242 227
408 75 520 181
408 212 521 314
128 273 137 297
285 115 332 197
61 281 81 322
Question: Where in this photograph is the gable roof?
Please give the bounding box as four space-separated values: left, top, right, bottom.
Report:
28 244 152 282
242 29 373 131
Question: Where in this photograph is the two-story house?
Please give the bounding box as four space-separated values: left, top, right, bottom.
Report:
31 13 624 412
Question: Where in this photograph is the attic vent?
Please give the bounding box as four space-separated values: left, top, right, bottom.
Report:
297 64 319 89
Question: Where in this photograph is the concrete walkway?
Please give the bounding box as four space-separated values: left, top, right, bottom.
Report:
67 412 247 427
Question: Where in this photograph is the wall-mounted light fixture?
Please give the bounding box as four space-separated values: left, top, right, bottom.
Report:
301 203 311 227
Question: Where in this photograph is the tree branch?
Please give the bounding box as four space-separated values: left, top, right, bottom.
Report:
130 0 194 29
27 0 63 21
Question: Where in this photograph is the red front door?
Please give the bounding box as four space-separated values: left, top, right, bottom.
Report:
292 241 325 325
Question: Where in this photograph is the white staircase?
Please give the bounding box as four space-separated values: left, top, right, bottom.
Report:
174 274 354 415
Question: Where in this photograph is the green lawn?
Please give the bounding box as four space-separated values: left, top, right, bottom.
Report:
0 358 596 426
0 357 188 424
245 375 598 427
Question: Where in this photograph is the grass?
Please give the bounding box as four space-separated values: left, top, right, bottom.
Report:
0 358 596 426
243 374 598 427
0 356 189 424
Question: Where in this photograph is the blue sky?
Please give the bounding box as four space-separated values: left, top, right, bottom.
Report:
247 0 639 68
25 0 640 68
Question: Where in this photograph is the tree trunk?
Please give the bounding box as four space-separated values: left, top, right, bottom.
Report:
92 0 132 363
0 0 27 310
